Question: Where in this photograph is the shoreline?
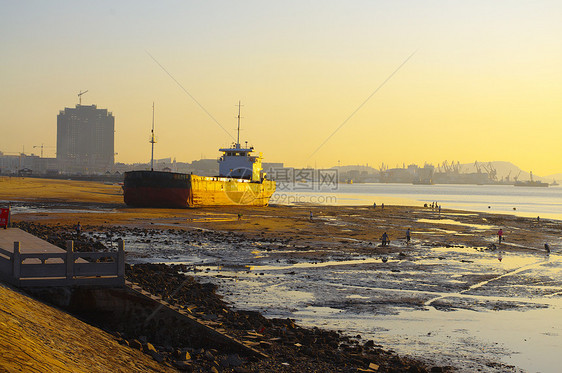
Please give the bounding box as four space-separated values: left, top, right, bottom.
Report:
3 176 562 223
9 199 560 254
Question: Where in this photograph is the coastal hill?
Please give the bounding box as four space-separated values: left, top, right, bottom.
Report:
333 161 560 183
458 161 557 182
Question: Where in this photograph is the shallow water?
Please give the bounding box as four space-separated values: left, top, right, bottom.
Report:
274 183 562 221
416 218 495 230
5 203 115 215
115 225 562 372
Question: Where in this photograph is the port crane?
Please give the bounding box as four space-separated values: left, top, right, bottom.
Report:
481 162 497 181
439 160 461 174
504 170 511 182
474 161 482 174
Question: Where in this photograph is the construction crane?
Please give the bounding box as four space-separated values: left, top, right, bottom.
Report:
78 90 88 105
32 144 55 158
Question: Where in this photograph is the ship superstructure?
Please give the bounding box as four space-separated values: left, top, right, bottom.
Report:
218 102 264 181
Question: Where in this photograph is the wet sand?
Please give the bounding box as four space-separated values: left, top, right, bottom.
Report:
4 177 560 256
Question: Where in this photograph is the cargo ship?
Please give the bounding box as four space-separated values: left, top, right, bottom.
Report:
123 104 276 207
514 171 548 188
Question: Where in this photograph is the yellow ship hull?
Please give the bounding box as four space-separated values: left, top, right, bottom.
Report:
189 175 276 207
124 171 276 207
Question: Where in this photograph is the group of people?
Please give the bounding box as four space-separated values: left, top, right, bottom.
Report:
423 201 441 211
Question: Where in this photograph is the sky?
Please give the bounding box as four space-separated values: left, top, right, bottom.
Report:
1 0 562 176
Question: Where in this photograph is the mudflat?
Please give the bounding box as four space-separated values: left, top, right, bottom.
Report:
2 176 558 252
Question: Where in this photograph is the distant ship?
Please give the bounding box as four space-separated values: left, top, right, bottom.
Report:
514 171 549 188
123 103 276 207
412 177 434 185
551 179 559 186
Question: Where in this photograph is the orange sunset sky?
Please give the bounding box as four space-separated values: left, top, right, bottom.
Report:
1 1 561 175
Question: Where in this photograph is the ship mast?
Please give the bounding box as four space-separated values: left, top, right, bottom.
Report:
236 100 242 149
150 102 156 171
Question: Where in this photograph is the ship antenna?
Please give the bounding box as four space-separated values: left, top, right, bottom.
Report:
236 100 242 149
150 102 156 171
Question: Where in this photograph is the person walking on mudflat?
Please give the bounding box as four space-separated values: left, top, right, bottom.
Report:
406 228 411 244
381 232 389 247
497 228 503 244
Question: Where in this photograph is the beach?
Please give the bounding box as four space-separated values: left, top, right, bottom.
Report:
2 177 561 372
3 177 559 251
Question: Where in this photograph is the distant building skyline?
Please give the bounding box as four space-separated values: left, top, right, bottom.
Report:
56 104 114 173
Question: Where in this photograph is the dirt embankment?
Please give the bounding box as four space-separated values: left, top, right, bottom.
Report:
0 282 174 373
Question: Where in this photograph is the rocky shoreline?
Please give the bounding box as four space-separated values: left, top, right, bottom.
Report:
12 221 452 373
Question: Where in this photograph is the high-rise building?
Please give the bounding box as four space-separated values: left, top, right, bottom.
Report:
57 104 114 173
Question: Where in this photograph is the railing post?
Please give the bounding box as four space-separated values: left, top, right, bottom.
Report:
117 239 125 278
12 241 20 279
66 240 74 281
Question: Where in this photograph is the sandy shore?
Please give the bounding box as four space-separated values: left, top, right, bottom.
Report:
3 177 559 254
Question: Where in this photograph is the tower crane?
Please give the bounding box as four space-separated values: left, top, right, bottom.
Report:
78 90 88 105
32 144 55 158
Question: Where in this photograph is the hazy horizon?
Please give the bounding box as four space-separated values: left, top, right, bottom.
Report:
2 1 561 175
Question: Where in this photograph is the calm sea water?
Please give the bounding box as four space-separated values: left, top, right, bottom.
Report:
272 183 562 221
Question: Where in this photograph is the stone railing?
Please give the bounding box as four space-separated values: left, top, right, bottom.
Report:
0 240 125 287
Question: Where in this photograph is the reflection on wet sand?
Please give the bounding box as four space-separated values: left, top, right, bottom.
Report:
113 222 561 372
